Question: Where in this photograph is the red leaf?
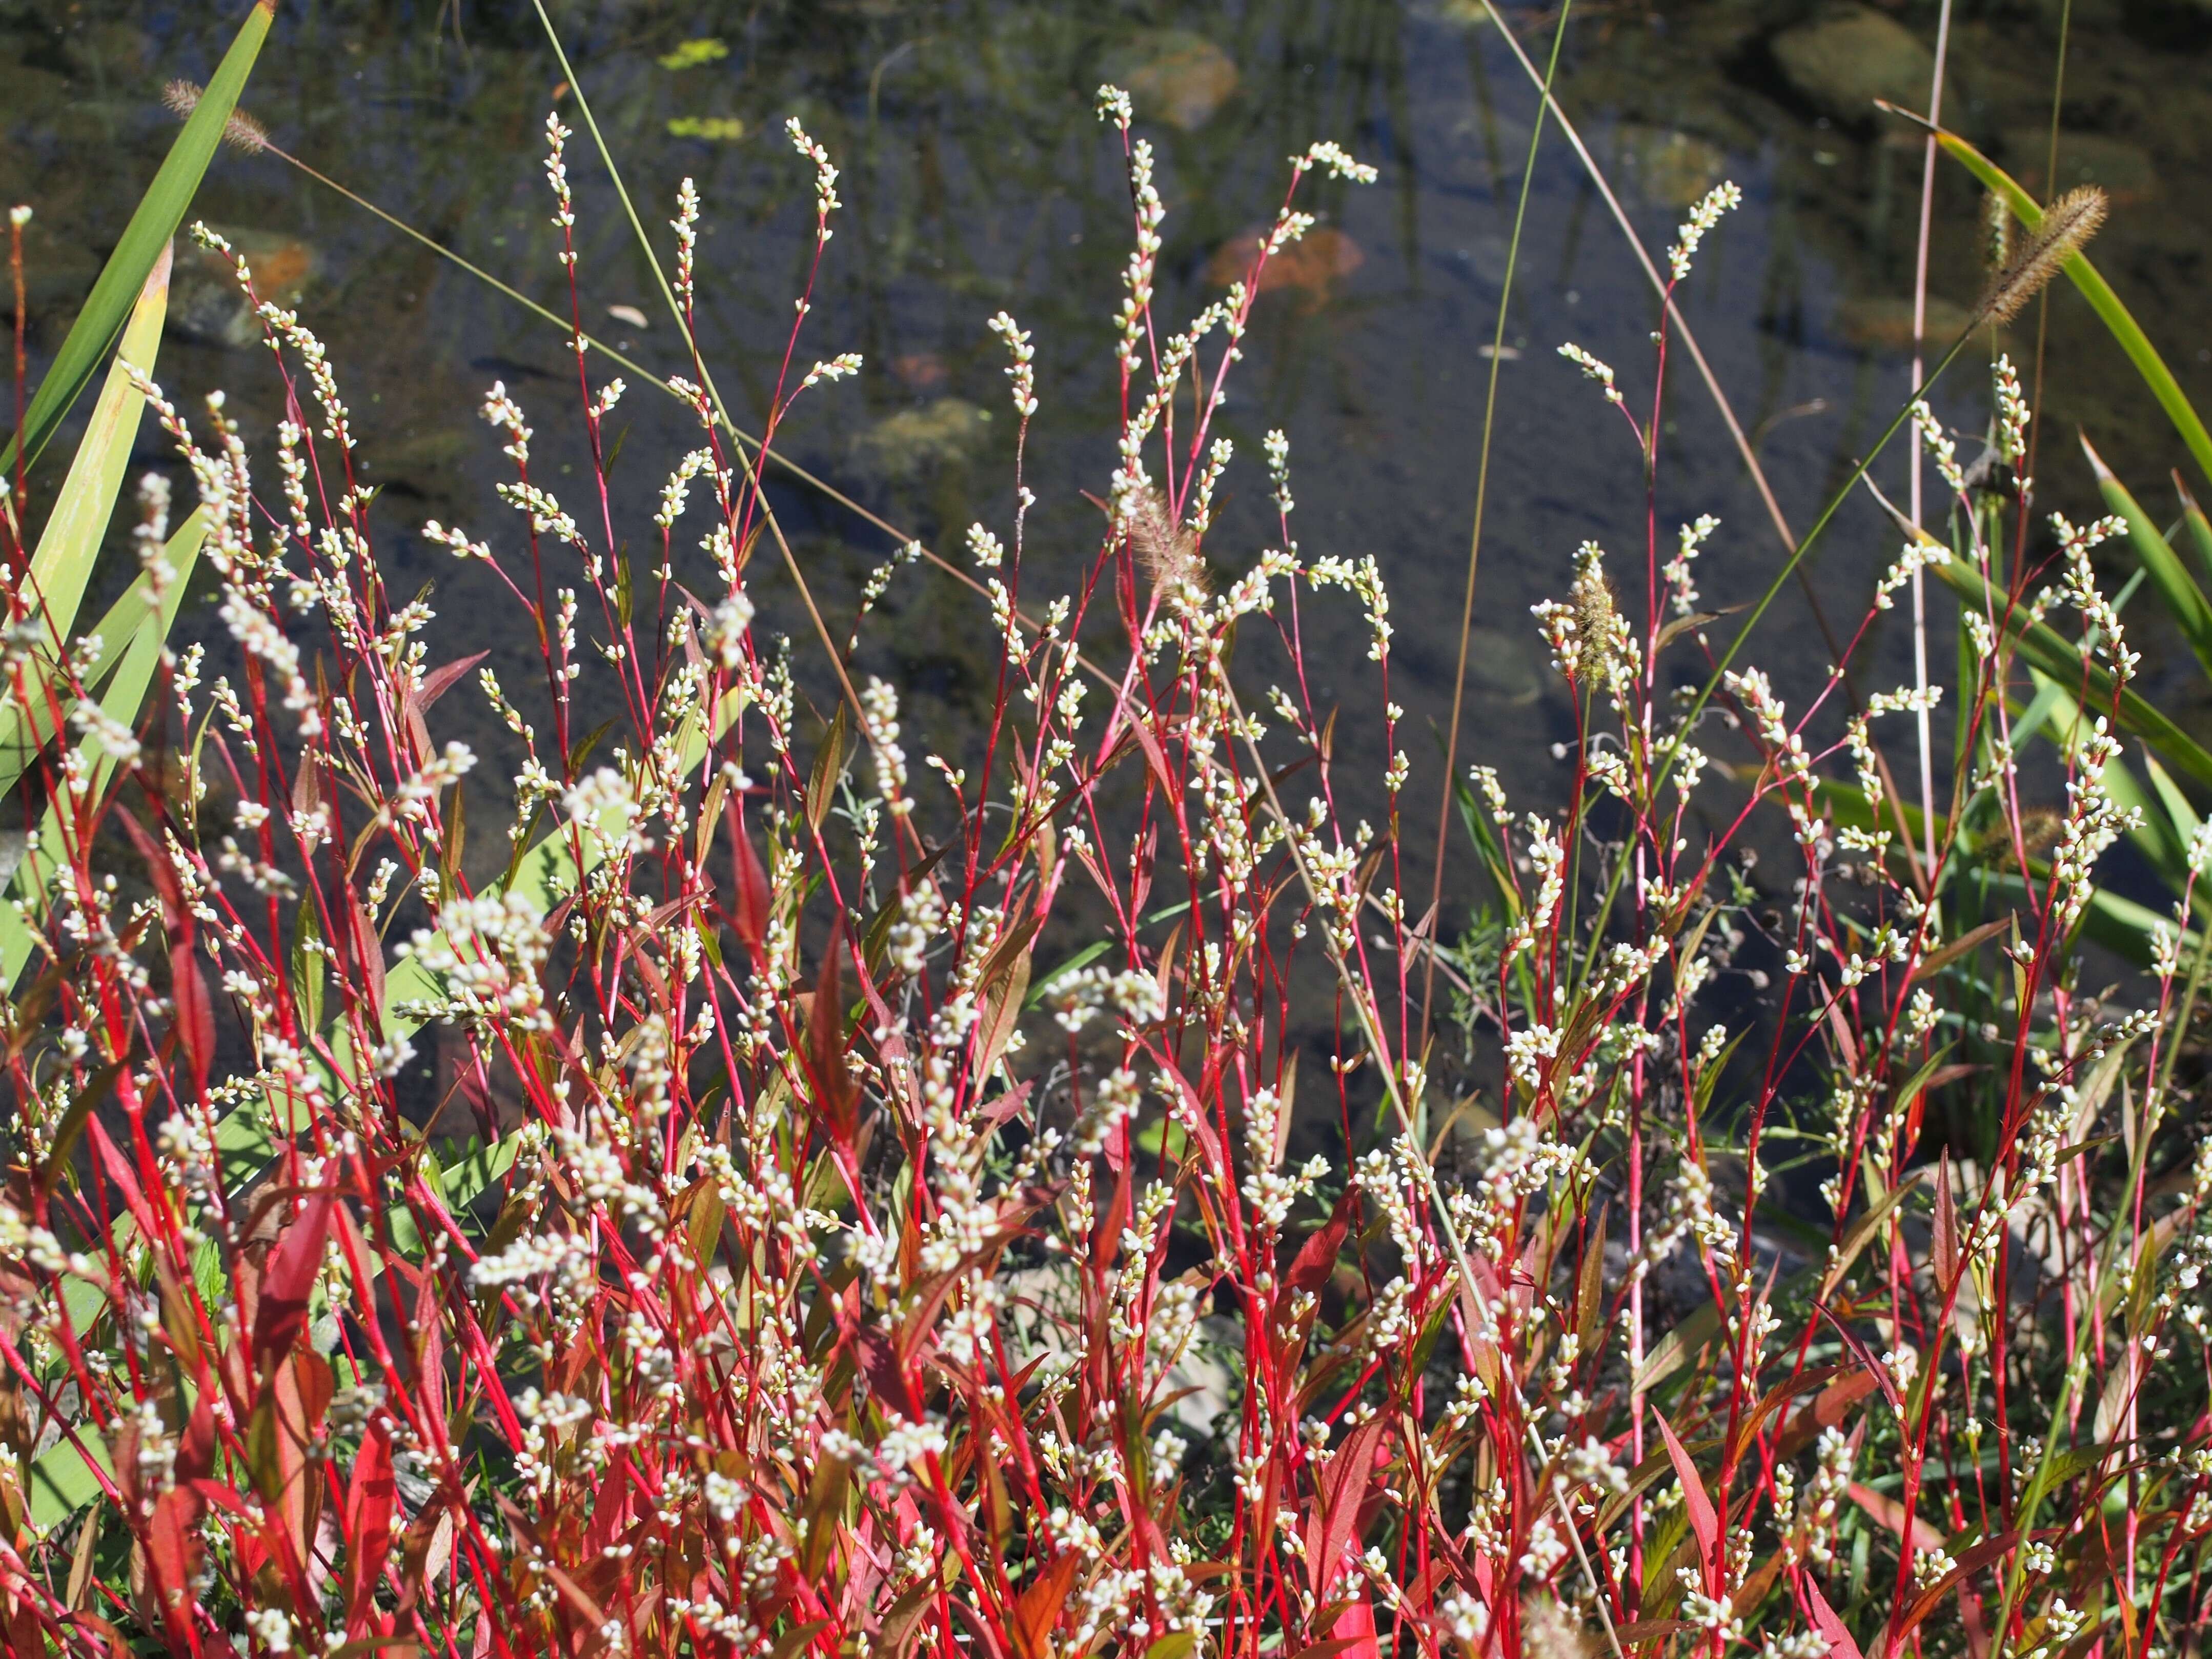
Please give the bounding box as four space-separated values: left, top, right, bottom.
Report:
1804 1574 1864 1659
1286 1191 1352 1300
414 651 490 713
1012 1552 1080 1659
852 1323 920 1422
732 817 770 951
1846 1483 1943 1552
1321 1595 1381 1659
347 886 385 1028
1932 1150 1960 1293
113 809 187 933
808 935 859 1144
177 1389 216 1484
1653 1408 1720 1570
253 1187 336 1372
146 1487 207 1648
1127 716 1179 800
345 1421 396 1626
1307 1418 1387 1597
171 938 215 1095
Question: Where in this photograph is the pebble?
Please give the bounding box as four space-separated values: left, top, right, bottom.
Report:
852 398 992 481
1613 126 1732 211
1770 4 1942 128
1204 227 1364 303
1836 294 1977 354
169 227 317 349
1102 31 1240 132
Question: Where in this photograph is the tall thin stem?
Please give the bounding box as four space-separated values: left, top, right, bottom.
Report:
1908 0 1954 876
1423 1 1575 1036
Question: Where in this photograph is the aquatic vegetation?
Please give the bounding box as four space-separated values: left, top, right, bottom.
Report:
0 11 2207 1659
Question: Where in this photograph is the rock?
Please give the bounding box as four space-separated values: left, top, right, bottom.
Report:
0 57 76 124
1836 294 1977 354
1613 125 1732 210
1204 226 1364 305
852 398 992 481
1465 625 1543 705
1770 5 1942 128
168 227 317 349
1102 30 1239 132
2001 129 2157 205
889 352 947 391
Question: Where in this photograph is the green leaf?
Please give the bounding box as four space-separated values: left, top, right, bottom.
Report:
1935 128 2212 488
27 1429 113 1533
0 1 274 480
1634 1297 1721 1393
1932 557 2212 787
2023 666 2190 892
0 257 174 798
2081 433 2212 681
0 508 208 991
2178 475 2212 589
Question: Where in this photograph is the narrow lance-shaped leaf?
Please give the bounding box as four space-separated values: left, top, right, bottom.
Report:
1932 555 2212 788
0 249 173 797
0 1 273 480
0 507 208 992
2081 432 2212 681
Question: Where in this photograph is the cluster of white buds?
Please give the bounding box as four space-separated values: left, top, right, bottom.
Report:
987 311 1038 418
1667 179 1742 280
786 118 842 235
1558 341 1623 407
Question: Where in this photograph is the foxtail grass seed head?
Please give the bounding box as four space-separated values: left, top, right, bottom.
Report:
1980 188 2013 272
1123 483 1204 596
161 78 270 154
1975 185 2107 328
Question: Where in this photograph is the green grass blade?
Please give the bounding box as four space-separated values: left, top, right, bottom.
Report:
2079 433 2212 681
0 507 207 992
1935 128 2212 488
2177 474 2212 589
0 0 272 480
1932 556 2212 787
0 252 173 797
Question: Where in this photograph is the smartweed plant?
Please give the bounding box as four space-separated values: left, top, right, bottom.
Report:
0 79 2206 1659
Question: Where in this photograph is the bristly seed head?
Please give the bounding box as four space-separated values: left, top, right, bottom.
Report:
1974 185 2106 329
1122 484 1204 596
161 79 270 156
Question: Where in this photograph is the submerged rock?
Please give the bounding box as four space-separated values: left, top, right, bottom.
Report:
1204 227 1364 304
1836 294 1977 354
1465 625 1543 705
1102 30 1239 132
1770 5 1941 128
169 227 317 349
889 352 948 391
1613 125 1732 210
852 398 992 481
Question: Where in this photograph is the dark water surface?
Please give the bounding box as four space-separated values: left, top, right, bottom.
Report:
7 0 2212 907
